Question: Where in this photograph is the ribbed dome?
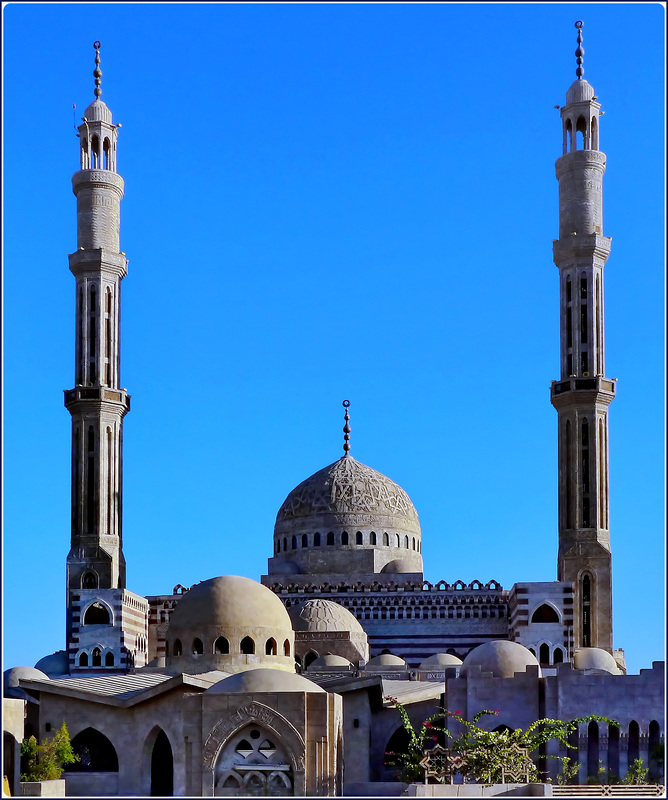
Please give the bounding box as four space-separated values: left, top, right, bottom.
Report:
207 668 324 694
566 78 595 105
276 456 419 530
289 599 365 634
460 641 541 679
83 98 112 123
169 576 291 632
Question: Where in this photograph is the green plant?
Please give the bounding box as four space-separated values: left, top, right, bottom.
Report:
622 757 649 785
556 757 580 785
20 722 78 782
384 699 619 786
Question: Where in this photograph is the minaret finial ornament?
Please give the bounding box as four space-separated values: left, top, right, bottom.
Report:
93 41 102 98
574 21 585 79
342 400 351 455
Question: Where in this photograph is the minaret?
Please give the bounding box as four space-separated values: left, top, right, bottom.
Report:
551 22 615 652
64 43 147 672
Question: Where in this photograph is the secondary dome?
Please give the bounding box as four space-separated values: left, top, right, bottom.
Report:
367 654 407 667
166 576 295 674
309 655 353 668
460 641 541 679
289 599 365 634
419 653 463 669
207 668 324 694
3 666 49 699
83 98 112 123
573 648 621 675
276 456 419 528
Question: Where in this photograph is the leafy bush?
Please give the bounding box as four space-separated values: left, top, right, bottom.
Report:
20 722 78 781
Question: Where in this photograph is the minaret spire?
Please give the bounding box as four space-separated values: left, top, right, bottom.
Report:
93 40 103 99
551 22 615 656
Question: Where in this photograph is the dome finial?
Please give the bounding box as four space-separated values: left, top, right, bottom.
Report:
93 40 102 99
574 21 585 79
342 400 351 456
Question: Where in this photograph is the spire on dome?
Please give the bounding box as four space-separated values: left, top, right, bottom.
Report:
342 400 351 455
93 41 102 99
574 21 585 79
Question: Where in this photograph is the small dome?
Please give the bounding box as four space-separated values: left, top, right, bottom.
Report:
573 648 621 675
419 653 463 669
381 559 417 574
168 576 291 632
460 641 541 679
367 654 407 667
34 651 69 677
207 668 324 694
309 655 353 668
3 666 49 699
276 456 420 532
289 599 365 634
566 78 595 105
83 98 112 124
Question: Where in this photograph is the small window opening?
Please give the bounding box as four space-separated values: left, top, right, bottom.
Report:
383 532 389 546
265 638 277 656
291 536 297 550
79 652 89 667
240 636 255 655
92 647 102 667
105 652 114 666
370 531 377 545
173 639 182 656
283 639 290 656
356 531 363 545
341 531 349 545
214 636 229 654
301 534 308 548
327 531 334 546
314 532 321 546
192 638 203 655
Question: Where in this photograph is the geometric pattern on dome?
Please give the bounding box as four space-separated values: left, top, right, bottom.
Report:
291 598 364 633
277 456 418 522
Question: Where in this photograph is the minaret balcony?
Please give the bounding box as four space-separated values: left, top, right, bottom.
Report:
550 376 616 407
553 233 611 265
64 386 130 414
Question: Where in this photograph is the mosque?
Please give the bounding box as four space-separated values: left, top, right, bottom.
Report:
3 25 664 798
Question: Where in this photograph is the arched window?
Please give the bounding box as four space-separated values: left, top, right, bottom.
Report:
215 636 229 654
67 728 119 772
92 647 102 667
587 721 599 778
291 536 297 550
395 534 400 547
356 531 363 545
608 724 620 781
304 651 318 668
265 638 277 656
314 532 321 546
173 639 182 656
649 720 661 781
628 721 640 767
283 639 290 656
553 647 564 663
79 652 89 667
192 638 203 655
341 531 349 545
240 636 255 655
412 537 416 550
327 531 334 546
83 602 110 625
103 138 110 169
404 535 409 549
105 652 114 666
91 135 100 168
531 604 559 623
370 531 377 545
539 643 550 664
82 571 97 589
383 532 389 546
283 537 287 552
150 729 173 796
301 534 308 548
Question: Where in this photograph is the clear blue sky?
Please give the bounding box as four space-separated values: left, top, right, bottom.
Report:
2 3 665 676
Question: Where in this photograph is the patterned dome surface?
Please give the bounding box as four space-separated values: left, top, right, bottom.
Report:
289 599 365 634
276 456 419 526
84 98 112 123
566 78 595 104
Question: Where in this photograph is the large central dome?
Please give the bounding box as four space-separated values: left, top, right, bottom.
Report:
277 456 419 525
268 454 422 577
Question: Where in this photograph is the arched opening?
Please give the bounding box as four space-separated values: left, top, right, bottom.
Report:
383 532 389 546
150 730 173 796
103 138 110 170
82 572 98 589
301 534 308 548
404 536 409 549
591 115 598 150
214 726 294 796
283 639 290 657
105 652 114 666
394 534 400 547
576 115 587 150
3 731 16 796
648 720 661 782
81 137 89 169
192 638 204 655
240 636 255 655
291 536 297 550
553 647 564 664
566 119 573 152
215 636 230 654
314 532 321 546
628 721 640 768
79 652 89 667
91 135 100 168
304 651 318 668
384 725 411 777
412 537 416 550
587 721 599 778
608 724 620 781
370 531 377 545
341 531 349 545
92 648 102 667
265 638 277 656
531 604 559 623
356 531 363 545
83 601 111 625
67 728 119 772
493 725 514 733
582 574 592 647
326 531 334 546
173 639 182 656
283 537 287 552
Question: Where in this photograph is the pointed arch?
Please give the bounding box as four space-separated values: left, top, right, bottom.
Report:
67 727 119 772
531 603 560 623
82 599 112 625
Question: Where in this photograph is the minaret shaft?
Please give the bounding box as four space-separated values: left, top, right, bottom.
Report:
551 55 614 652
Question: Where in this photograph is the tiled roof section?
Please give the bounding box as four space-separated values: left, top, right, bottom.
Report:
381 678 444 706
29 673 173 700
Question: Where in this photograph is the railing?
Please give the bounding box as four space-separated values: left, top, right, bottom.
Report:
552 785 665 797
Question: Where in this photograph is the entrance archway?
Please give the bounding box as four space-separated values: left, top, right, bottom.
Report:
150 729 173 796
